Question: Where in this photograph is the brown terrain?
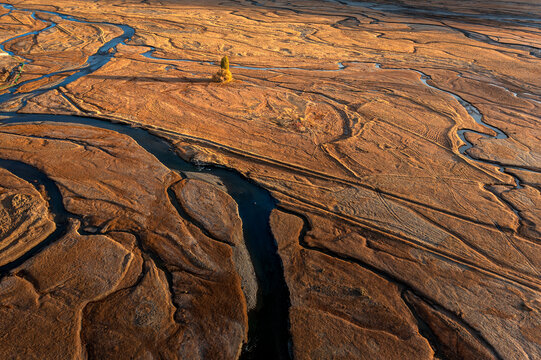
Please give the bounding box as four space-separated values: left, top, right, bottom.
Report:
0 0 539 359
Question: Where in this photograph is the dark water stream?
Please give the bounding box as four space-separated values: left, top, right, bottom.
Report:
0 3 290 359
374 63 536 218
1 1 538 358
0 112 291 359
142 45 345 71
0 3 134 105
0 159 70 273
328 0 541 28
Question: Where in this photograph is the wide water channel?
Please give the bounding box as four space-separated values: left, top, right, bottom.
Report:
1 1 538 358
0 2 291 359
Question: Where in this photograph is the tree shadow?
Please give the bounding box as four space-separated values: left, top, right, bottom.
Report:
87 74 212 84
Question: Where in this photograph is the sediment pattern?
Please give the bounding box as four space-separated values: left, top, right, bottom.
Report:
0 0 539 359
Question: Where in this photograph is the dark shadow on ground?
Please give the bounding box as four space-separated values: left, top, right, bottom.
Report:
87 75 212 83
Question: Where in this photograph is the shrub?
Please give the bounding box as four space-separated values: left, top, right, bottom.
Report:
212 55 233 83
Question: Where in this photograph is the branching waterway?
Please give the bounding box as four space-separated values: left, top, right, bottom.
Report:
0 1 538 358
0 3 134 106
374 62 539 222
0 112 291 360
0 3 290 359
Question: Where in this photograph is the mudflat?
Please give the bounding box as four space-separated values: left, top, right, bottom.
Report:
0 0 539 359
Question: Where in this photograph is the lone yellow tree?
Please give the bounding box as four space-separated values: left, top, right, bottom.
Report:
212 55 233 83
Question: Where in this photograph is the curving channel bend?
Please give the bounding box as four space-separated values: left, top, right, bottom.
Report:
0 3 134 106
373 62 540 221
0 112 291 360
0 1 538 358
0 3 290 359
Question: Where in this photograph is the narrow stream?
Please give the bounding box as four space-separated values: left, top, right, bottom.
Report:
327 0 541 28
375 63 532 215
0 3 134 106
416 68 534 188
0 3 290 359
0 159 70 273
0 112 291 359
141 45 345 71
0 1 538 358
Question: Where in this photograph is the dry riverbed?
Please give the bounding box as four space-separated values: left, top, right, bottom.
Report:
0 0 540 359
